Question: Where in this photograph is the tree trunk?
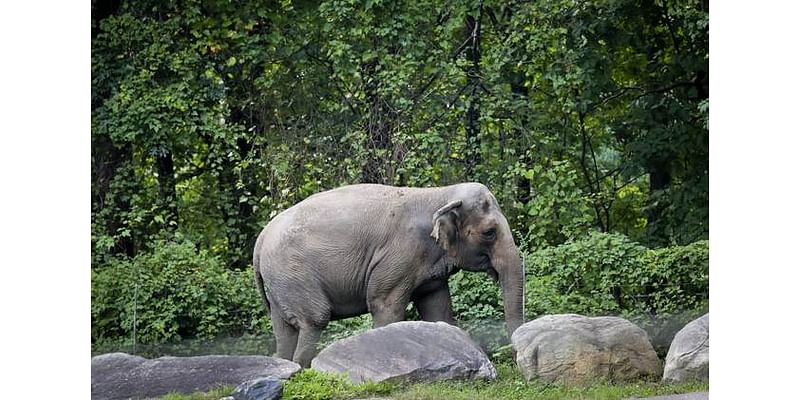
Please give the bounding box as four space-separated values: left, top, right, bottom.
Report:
92 137 135 257
510 74 531 206
156 147 178 230
646 160 672 246
360 56 395 184
211 110 260 269
464 12 482 181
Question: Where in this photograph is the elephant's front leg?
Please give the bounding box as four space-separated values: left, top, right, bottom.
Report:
368 283 413 328
412 281 455 325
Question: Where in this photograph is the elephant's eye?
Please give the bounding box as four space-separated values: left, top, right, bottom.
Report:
481 229 496 241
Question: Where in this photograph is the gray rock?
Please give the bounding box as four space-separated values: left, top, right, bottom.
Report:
662 313 709 383
232 376 282 400
311 321 496 384
91 352 301 400
511 314 662 384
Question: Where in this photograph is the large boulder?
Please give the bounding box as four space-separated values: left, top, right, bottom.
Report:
511 314 662 384
662 313 709 383
311 321 496 384
91 353 300 400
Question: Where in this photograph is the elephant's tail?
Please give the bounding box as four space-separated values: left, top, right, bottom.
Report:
253 234 270 313
254 264 270 313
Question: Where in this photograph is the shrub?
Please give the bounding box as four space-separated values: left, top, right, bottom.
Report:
91 238 269 344
449 270 504 321
635 240 709 354
448 270 507 351
513 161 596 249
524 231 648 317
640 240 709 314
92 231 708 359
319 315 373 348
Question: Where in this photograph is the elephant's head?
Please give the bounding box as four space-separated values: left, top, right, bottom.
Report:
430 185 524 336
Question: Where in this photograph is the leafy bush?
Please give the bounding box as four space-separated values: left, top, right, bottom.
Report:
91 333 274 358
448 270 508 351
449 271 503 321
319 315 373 349
92 231 707 359
640 240 709 314
91 238 269 344
282 369 394 400
635 240 709 354
525 232 648 317
515 161 596 249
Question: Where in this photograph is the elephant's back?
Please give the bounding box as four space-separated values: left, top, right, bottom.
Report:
256 183 477 253
256 183 448 265
266 184 419 231
255 185 395 281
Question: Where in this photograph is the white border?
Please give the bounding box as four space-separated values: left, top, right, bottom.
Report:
0 2 89 398
712 0 800 396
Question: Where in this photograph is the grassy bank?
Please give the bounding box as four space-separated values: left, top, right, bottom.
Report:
160 363 708 400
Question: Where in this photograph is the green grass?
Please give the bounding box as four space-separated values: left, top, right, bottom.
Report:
390 363 707 400
158 363 707 400
159 385 234 400
283 369 395 400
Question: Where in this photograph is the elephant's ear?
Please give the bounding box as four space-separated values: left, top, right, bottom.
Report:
431 200 462 254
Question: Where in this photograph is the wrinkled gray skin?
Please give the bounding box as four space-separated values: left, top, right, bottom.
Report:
253 183 524 367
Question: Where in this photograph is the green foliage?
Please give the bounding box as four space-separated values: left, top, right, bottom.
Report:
514 161 596 249
319 315 374 348
640 240 710 313
525 233 708 317
92 0 708 346
449 271 503 320
375 362 707 400
282 369 395 400
91 238 269 344
448 271 507 351
525 232 649 317
91 334 273 359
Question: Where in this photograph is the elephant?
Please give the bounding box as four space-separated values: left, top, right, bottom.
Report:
253 182 524 367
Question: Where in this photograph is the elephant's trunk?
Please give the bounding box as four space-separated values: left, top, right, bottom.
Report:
494 242 524 336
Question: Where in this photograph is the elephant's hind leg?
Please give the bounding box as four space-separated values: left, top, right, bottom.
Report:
271 307 299 361
293 325 323 368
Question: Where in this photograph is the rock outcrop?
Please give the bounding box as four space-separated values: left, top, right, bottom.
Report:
511 314 662 384
662 313 709 383
311 321 496 384
232 376 283 400
91 353 300 400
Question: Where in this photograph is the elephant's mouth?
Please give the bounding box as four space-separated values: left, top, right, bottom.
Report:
463 254 492 273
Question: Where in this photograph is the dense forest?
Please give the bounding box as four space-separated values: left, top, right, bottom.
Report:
91 0 708 354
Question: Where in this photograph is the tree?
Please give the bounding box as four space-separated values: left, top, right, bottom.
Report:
92 0 708 270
